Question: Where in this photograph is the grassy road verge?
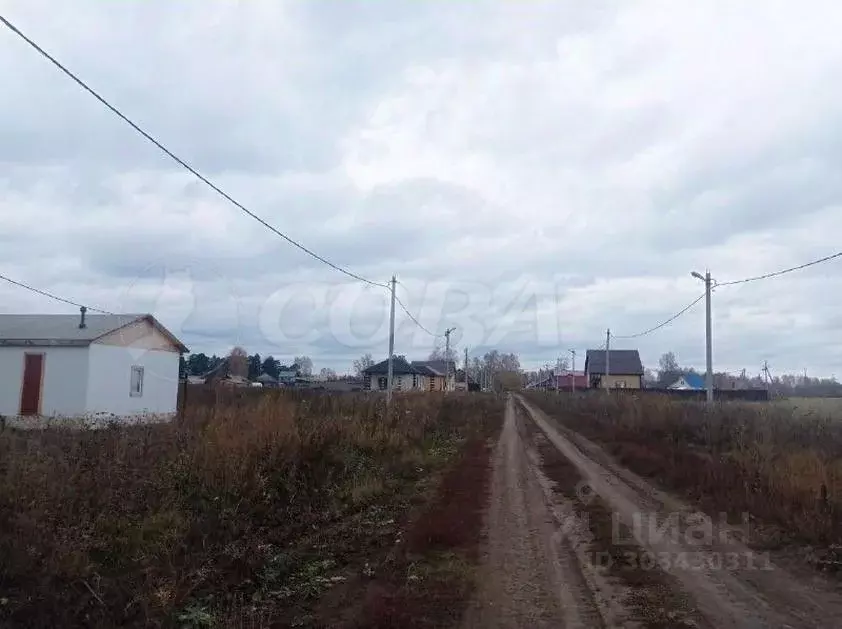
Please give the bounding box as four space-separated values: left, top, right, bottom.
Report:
524 391 842 565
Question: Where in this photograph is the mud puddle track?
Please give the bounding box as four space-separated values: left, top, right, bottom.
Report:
515 394 842 629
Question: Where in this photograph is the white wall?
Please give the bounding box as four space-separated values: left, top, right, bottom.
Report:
394 374 411 391
396 373 427 391
86 345 180 416
0 346 89 416
366 373 427 391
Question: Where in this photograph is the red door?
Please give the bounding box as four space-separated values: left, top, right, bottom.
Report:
20 353 45 416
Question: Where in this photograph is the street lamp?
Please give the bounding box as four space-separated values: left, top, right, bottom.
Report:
692 270 713 404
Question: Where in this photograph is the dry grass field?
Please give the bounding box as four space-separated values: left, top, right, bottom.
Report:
774 396 842 419
524 391 842 554
0 388 504 629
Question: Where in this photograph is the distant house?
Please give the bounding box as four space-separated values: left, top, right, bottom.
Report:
0 310 188 421
584 349 644 389
669 373 705 391
556 371 589 390
202 359 251 388
277 364 300 386
363 357 430 392
411 360 455 391
528 372 587 390
453 368 474 391
255 373 279 388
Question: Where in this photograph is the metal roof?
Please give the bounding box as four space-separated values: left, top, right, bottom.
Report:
0 313 188 352
364 357 418 375
411 360 453 376
413 364 442 377
584 349 644 375
671 373 705 390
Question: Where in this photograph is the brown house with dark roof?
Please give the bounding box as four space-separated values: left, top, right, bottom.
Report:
584 349 644 389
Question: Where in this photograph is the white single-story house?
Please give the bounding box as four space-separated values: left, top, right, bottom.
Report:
363 357 431 392
0 309 188 424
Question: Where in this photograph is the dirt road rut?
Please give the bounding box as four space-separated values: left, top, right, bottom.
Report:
464 394 842 628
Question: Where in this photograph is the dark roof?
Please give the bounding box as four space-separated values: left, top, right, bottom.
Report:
584 349 643 375
364 357 418 375
255 373 278 383
0 313 188 352
411 360 454 376
414 364 440 377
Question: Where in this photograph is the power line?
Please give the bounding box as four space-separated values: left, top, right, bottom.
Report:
394 293 439 337
613 292 706 340
0 14 388 290
393 281 441 337
716 251 842 287
0 273 112 314
612 250 842 339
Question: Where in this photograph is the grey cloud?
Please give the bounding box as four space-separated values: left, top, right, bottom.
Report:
3 1 842 376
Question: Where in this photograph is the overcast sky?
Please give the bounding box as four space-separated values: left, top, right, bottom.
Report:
2 1 842 377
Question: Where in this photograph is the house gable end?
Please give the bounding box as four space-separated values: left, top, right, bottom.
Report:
92 318 181 353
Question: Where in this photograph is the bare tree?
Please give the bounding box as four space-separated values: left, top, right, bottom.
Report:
429 344 456 363
657 352 681 386
228 346 248 378
353 353 375 376
294 355 313 376
319 367 337 380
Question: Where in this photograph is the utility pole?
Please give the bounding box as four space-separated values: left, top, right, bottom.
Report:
605 329 611 390
569 349 576 393
465 347 469 391
444 326 456 392
705 271 713 404
387 275 396 404
692 270 714 405
555 357 560 394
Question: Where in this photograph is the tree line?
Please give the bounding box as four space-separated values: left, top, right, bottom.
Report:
180 350 320 380
649 351 842 397
180 345 523 390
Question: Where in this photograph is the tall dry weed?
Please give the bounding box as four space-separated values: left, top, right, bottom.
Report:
0 387 501 628
525 391 842 547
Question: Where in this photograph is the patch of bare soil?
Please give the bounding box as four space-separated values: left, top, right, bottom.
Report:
517 394 842 629
463 397 605 628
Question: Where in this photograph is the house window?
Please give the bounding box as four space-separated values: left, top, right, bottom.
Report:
378 376 387 390
412 374 418 389
615 380 627 389
130 366 145 397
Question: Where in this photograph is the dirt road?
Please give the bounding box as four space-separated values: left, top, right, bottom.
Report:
464 394 842 628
